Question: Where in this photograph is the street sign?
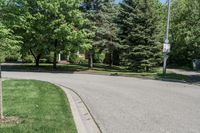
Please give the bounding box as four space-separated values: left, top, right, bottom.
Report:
163 43 170 53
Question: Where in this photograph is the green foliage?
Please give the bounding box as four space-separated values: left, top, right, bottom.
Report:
5 55 19 62
1 0 199 70
69 54 81 64
170 0 200 66
79 58 88 64
94 52 105 63
1 0 90 66
40 58 47 63
4 50 21 62
118 0 162 71
94 0 120 49
22 55 34 63
39 0 91 67
45 52 55 63
0 22 21 62
83 0 121 66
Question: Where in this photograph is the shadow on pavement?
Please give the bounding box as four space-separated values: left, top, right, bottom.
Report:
156 73 200 85
1 63 88 74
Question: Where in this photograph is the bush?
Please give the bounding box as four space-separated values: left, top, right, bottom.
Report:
22 55 34 63
0 53 5 63
5 52 22 62
45 52 54 63
5 55 19 62
69 54 80 64
94 52 105 63
40 59 47 63
79 58 88 64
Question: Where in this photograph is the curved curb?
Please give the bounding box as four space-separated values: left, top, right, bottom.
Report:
56 84 102 133
2 78 102 133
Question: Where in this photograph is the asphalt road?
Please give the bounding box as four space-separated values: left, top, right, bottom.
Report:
2 71 200 133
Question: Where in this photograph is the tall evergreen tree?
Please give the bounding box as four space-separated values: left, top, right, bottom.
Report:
118 0 161 71
82 0 121 67
81 0 96 68
95 0 121 67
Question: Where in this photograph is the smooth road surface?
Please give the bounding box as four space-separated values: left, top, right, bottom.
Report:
2 71 200 133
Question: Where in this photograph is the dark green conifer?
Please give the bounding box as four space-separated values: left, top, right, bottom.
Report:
118 0 161 71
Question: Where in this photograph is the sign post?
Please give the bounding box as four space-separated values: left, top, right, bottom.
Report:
0 63 3 119
163 0 171 76
163 41 170 75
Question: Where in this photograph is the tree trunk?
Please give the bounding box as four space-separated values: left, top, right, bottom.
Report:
53 51 57 69
53 39 58 69
145 66 149 72
0 64 3 119
88 50 93 68
30 49 41 67
109 51 113 68
35 54 41 67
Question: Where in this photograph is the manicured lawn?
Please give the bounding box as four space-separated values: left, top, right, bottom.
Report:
0 80 77 133
2 63 194 82
2 63 158 74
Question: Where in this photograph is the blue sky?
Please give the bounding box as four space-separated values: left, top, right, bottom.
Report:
160 0 167 3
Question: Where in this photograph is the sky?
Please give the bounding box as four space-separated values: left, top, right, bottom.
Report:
160 0 167 3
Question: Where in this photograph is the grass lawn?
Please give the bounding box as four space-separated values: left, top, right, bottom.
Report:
2 63 194 82
0 80 77 133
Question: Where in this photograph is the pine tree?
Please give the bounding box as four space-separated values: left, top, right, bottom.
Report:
94 0 121 67
118 0 161 71
81 0 97 68
82 0 121 67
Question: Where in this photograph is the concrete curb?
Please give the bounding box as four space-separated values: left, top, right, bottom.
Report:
2 78 101 133
57 84 102 133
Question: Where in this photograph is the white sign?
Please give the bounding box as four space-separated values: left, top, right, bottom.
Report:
163 43 171 53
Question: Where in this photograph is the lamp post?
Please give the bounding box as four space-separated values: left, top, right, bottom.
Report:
163 0 171 75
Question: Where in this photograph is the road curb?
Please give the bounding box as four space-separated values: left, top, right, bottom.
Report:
2 78 102 133
57 84 102 133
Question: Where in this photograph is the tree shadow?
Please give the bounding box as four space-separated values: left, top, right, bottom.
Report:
156 73 200 84
1 63 89 74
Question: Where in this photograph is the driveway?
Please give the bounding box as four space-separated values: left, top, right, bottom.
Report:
2 71 200 133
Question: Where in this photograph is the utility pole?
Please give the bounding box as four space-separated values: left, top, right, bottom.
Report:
163 0 171 75
0 63 3 119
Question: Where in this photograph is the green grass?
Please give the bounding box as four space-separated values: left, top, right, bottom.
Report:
0 80 77 133
2 63 158 74
2 63 195 82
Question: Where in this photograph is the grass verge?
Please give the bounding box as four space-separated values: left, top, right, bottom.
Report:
2 63 195 83
0 80 77 133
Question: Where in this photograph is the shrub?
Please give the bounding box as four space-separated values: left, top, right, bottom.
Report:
22 55 34 63
69 54 80 64
5 52 21 62
45 52 54 63
5 55 19 62
0 53 5 63
79 58 88 64
40 59 47 63
94 52 105 63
